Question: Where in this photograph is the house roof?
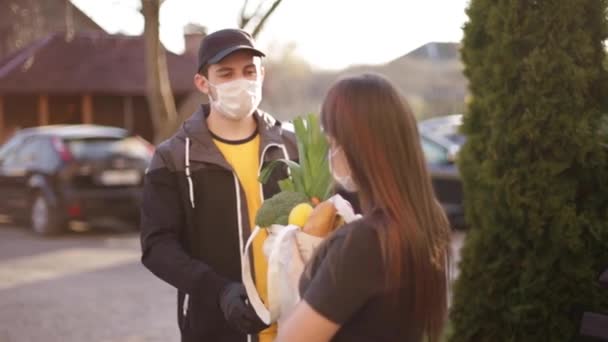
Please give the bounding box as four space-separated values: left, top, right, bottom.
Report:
0 31 197 95
405 42 460 61
387 42 461 66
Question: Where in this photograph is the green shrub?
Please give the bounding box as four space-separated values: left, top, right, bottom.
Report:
450 1 608 341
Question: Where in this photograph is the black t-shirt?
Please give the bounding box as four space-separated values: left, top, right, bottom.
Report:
299 216 422 342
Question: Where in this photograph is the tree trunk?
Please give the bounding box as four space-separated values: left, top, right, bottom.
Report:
142 0 177 143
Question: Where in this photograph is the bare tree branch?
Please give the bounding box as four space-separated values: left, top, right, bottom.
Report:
238 0 285 38
250 0 283 38
240 0 270 31
239 0 252 28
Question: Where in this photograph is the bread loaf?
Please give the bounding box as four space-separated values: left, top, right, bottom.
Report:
302 201 338 237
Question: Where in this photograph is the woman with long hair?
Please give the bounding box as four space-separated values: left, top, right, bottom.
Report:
277 73 451 342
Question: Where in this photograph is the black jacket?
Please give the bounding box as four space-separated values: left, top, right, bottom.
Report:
140 105 297 342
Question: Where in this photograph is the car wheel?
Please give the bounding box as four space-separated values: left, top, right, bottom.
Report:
30 193 65 235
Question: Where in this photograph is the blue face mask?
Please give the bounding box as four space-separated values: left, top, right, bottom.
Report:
329 146 357 192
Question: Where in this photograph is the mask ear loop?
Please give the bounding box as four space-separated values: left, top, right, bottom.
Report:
329 145 358 192
202 75 218 106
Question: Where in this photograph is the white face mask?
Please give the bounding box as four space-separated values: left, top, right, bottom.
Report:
209 78 262 120
329 146 358 192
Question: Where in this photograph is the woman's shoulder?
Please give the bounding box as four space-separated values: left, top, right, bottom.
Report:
299 215 389 326
331 215 380 243
322 215 384 261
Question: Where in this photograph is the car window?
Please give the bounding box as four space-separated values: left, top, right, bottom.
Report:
0 134 25 163
20 138 43 167
3 137 38 168
446 133 466 146
421 136 448 164
4 137 61 172
66 136 151 161
36 137 61 171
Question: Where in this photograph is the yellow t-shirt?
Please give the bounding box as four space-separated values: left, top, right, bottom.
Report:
213 134 277 342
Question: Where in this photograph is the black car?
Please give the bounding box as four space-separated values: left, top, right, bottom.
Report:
0 125 153 235
419 114 466 229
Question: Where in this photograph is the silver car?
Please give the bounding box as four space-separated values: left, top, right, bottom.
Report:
419 114 465 229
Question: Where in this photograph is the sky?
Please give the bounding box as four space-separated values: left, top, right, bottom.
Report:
70 0 470 70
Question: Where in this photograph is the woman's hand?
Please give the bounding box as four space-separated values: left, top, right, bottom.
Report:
276 300 339 342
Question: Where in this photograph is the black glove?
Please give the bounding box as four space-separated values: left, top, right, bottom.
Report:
219 282 269 334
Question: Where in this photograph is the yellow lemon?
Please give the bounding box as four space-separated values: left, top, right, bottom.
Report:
288 203 314 227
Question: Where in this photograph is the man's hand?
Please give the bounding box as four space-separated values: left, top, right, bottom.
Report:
219 282 269 334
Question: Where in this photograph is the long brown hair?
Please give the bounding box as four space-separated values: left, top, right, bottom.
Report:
321 73 451 341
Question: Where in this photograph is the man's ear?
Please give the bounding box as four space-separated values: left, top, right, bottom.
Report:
194 73 210 94
260 65 265 81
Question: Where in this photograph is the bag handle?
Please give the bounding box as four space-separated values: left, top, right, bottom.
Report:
329 194 361 223
266 224 300 321
242 224 301 324
241 226 272 324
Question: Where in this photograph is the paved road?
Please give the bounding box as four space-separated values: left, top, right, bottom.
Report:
0 224 178 342
0 224 466 342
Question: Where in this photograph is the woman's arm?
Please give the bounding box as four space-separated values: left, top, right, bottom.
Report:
276 301 340 342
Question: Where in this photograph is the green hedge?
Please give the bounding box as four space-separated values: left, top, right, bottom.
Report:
449 1 608 341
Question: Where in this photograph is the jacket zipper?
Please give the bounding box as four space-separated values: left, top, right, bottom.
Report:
233 173 252 342
235 143 288 341
182 142 290 326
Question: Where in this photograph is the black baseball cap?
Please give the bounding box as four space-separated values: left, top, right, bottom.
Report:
197 28 265 73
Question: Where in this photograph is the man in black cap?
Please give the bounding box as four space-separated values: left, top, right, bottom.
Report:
140 28 296 342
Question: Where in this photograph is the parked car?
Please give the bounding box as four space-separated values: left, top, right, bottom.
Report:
419 114 466 229
0 125 153 235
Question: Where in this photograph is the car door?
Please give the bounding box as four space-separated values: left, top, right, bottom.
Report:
0 137 19 216
0 137 36 217
17 137 63 217
421 136 463 218
0 140 19 217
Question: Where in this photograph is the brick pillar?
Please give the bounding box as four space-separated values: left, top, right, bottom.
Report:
38 95 49 126
82 94 93 124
